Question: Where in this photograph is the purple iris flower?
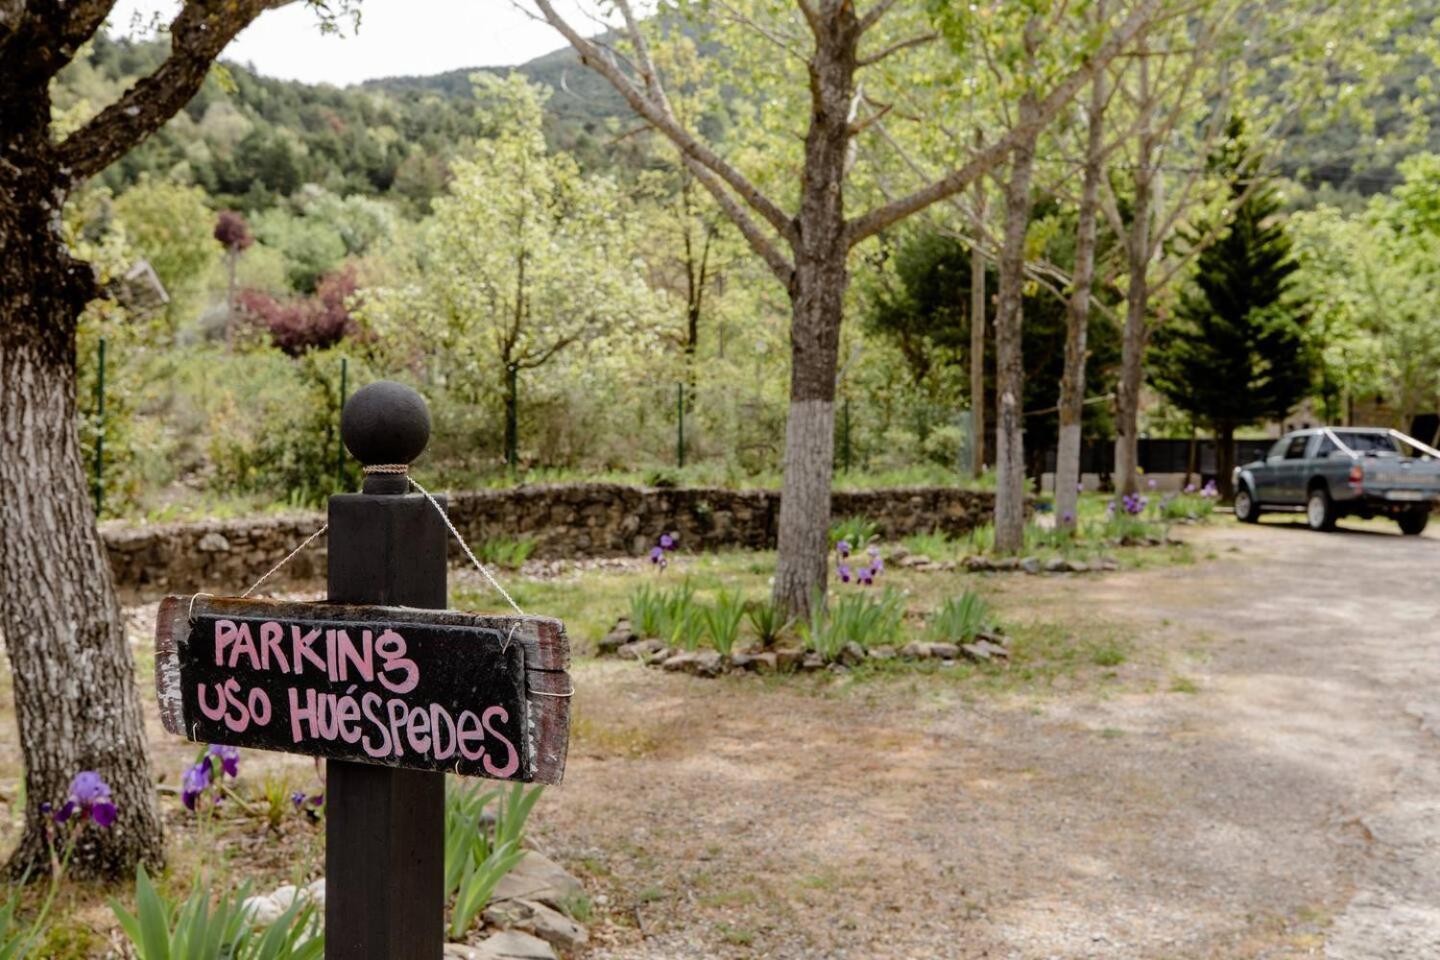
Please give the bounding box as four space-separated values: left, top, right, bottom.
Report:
56 771 117 827
838 563 852 583
659 533 676 550
291 790 307 810
208 744 240 778
836 540 851 558
1061 510 1075 524
648 546 666 566
1184 482 1197 493
857 566 875 586
181 761 212 811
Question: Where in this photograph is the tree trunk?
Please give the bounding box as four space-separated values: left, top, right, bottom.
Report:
1055 59 1108 533
0 185 165 879
1115 38 1155 498
770 7 858 618
969 178 988 479
1215 422 1237 501
992 101 1040 554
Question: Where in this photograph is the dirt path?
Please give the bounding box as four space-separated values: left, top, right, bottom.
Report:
539 518 1440 959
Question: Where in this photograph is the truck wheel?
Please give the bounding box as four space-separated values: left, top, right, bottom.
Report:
1398 509 1429 536
1306 487 1337 531
1234 485 1261 523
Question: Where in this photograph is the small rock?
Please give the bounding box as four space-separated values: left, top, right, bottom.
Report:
197 531 231 553
474 932 561 960
960 643 991 662
992 557 1021 571
939 560 958 571
927 642 960 660
1019 557 1041 574
304 878 325 907
1044 557 1068 573
730 652 755 670
241 895 283 928
800 653 825 672
661 651 696 672
915 562 942 572
615 638 665 660
1097 557 1120 571
974 640 1010 659
888 544 910 561
691 650 723 677
445 945 483 960
1064 559 1090 573
483 899 588 950
598 619 637 655
964 555 993 572
899 554 933 568
774 647 805 671
839 641 866 666
752 652 779 672
492 852 584 910
899 641 928 660
269 884 299 910
868 645 896 660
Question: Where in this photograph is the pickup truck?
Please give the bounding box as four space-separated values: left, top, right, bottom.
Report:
1233 427 1440 534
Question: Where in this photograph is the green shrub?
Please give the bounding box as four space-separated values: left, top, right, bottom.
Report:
700 589 746 656
828 515 879 552
443 782 541 941
744 599 790 647
901 531 955 560
111 865 322 960
1160 493 1215 521
628 581 703 647
477 537 537 569
926 592 991 644
800 588 906 661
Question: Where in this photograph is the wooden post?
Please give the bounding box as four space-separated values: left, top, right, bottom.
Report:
326 380 445 960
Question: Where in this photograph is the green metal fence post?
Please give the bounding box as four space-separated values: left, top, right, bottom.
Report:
93 337 106 516
506 363 519 473
676 382 686 468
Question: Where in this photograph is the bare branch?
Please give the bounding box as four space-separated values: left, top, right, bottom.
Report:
846 0 1164 247
531 0 798 246
683 156 796 287
859 0 901 33
857 32 937 67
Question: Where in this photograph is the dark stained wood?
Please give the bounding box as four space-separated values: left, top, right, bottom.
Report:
155 595 570 785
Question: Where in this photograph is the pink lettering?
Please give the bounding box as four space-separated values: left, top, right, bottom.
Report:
221 677 249 732
291 627 327 675
335 694 362 744
406 702 431 754
375 629 419 694
228 623 260 671
481 706 519 779
387 698 409 757
361 692 392 758
289 687 319 743
338 630 374 683
429 704 457 760
457 710 485 761
248 687 272 727
259 621 289 673
213 619 238 666
197 682 227 721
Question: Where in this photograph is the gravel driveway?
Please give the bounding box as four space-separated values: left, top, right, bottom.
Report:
538 517 1440 959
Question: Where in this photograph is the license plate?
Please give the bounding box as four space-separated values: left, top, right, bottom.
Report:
1386 490 1426 501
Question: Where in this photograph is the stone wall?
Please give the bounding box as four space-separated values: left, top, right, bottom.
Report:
103 483 997 596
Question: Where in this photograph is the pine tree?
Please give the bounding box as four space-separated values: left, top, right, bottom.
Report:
1150 120 1313 499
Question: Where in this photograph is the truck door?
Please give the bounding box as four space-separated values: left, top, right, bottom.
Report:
1277 434 1312 503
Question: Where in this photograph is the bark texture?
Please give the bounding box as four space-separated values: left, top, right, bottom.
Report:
1 0 273 879
969 178 988 479
992 97 1040 554
1055 56 1108 531
0 164 165 877
1115 39 1155 497
771 5 859 617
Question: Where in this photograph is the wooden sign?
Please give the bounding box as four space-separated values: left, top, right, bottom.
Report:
155 596 570 784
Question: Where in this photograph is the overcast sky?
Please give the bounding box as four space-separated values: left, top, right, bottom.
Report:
108 1 603 86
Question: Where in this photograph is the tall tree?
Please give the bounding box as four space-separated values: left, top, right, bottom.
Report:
531 0 1162 614
1053 2 1111 533
0 0 316 879
1149 125 1312 498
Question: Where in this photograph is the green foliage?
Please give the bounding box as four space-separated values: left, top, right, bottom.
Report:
1160 493 1216 521
743 599 791 647
926 592 991 644
901 531 957 560
0 885 39 960
628 581 702 648
443 782 541 940
699 588 746 656
799 588 907 661
110 865 322 960
828 516 879 552
477 537 537 570
1149 121 1313 440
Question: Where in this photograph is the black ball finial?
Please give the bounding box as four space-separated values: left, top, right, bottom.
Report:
341 380 431 467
